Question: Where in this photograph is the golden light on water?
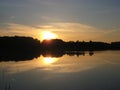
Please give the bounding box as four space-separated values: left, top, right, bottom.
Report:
43 57 58 64
41 31 57 41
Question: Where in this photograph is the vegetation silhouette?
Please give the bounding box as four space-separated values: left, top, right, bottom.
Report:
0 36 41 61
0 36 120 61
41 39 120 51
41 50 65 57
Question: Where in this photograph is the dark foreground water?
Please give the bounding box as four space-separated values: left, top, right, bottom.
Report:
0 51 120 90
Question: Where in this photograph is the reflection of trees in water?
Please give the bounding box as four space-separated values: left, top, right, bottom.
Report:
42 51 64 57
66 51 94 57
0 51 41 61
0 50 94 61
66 51 85 57
89 51 94 56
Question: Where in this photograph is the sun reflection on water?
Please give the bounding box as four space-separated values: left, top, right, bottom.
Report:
43 57 58 64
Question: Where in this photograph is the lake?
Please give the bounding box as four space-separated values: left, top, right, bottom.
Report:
0 51 120 90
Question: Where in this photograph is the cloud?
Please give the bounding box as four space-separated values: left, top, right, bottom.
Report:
35 22 105 41
0 23 41 39
97 28 120 42
0 22 120 42
36 22 105 33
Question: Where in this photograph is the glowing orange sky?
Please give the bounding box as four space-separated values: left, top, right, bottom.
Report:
0 0 120 42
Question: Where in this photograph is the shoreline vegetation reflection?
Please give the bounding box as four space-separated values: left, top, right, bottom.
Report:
0 36 120 61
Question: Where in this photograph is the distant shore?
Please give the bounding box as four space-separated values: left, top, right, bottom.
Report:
0 36 120 51
0 36 120 61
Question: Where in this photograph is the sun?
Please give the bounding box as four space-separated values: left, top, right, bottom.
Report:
41 31 57 40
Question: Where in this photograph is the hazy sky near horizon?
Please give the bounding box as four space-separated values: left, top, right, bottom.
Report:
0 0 120 42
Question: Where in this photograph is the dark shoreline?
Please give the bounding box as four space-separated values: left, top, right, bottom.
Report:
0 36 120 61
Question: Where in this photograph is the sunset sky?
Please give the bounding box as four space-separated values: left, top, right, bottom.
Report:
0 0 120 42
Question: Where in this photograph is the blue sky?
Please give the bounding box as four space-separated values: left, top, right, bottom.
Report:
0 0 120 42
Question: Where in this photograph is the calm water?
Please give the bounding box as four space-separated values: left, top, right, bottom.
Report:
0 51 120 90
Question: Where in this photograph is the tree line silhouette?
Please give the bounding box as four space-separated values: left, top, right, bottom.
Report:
41 39 120 51
0 36 120 61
